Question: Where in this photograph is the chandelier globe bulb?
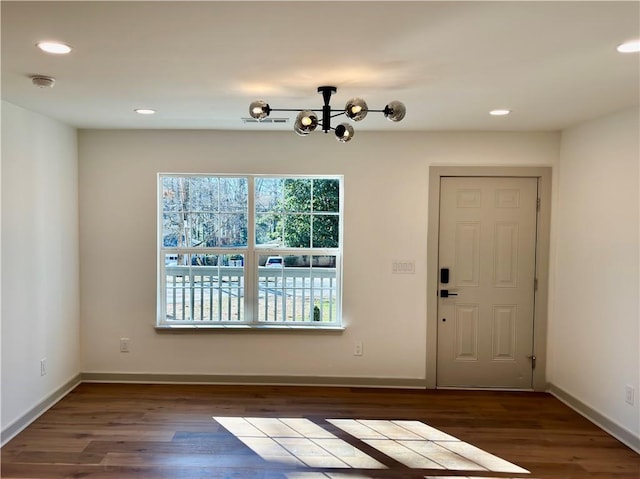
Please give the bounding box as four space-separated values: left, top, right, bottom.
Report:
294 110 319 136
384 101 406 122
335 123 355 143
249 100 271 120
345 98 368 121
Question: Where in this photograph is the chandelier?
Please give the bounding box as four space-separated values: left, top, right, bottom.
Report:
249 86 406 143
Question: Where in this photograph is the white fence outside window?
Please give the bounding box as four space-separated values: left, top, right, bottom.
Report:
164 265 337 324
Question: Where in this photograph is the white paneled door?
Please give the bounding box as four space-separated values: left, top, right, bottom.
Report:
437 177 539 389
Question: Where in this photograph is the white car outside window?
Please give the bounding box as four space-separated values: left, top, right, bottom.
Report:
265 256 283 267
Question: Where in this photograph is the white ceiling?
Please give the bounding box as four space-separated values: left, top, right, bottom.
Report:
2 1 639 131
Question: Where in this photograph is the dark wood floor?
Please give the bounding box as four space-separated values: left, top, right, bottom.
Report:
1 383 638 479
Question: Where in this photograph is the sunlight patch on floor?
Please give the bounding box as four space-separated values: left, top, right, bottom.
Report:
213 416 530 476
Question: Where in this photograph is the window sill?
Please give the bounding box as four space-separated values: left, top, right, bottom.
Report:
154 324 345 333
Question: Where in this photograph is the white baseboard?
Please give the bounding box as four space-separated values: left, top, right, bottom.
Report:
548 383 640 453
81 372 427 389
1 374 83 447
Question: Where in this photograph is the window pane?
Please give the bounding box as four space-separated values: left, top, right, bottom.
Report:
219 177 247 212
218 213 248 247
283 179 311 212
162 176 193 212
313 179 340 212
187 177 218 212
186 212 217 247
165 254 244 322
163 177 248 248
284 214 311 248
255 178 283 212
256 213 282 246
162 213 183 247
312 215 339 248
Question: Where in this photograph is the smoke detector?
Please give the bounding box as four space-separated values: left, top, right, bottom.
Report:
31 75 55 88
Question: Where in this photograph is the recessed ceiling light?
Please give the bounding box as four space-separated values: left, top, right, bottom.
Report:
36 41 72 54
489 109 511 116
134 109 156 115
617 40 640 53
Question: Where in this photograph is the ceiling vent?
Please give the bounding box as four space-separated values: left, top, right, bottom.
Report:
242 117 289 124
31 75 55 88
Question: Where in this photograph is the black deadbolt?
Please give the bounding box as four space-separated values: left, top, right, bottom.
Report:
440 268 450 284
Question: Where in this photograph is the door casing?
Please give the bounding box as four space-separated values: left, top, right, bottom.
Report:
426 166 551 391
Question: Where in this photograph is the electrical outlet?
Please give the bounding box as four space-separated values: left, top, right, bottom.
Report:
120 338 130 353
40 358 47 376
354 341 363 356
625 385 635 405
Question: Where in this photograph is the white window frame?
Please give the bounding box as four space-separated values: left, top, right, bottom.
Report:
157 174 343 330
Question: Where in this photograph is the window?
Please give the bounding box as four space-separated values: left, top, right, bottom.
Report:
158 175 342 329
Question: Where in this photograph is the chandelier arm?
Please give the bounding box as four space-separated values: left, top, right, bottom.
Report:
269 108 321 113
269 108 386 113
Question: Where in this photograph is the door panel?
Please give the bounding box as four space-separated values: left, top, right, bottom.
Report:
437 177 538 389
455 304 478 360
455 223 480 285
493 305 516 360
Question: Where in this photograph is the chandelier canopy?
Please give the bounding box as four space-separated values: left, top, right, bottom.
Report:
249 86 406 143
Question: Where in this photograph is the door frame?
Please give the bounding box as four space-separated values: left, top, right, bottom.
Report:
426 166 552 391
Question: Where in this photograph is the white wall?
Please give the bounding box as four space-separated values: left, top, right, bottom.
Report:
78 129 558 381
1 102 80 432
550 106 639 437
